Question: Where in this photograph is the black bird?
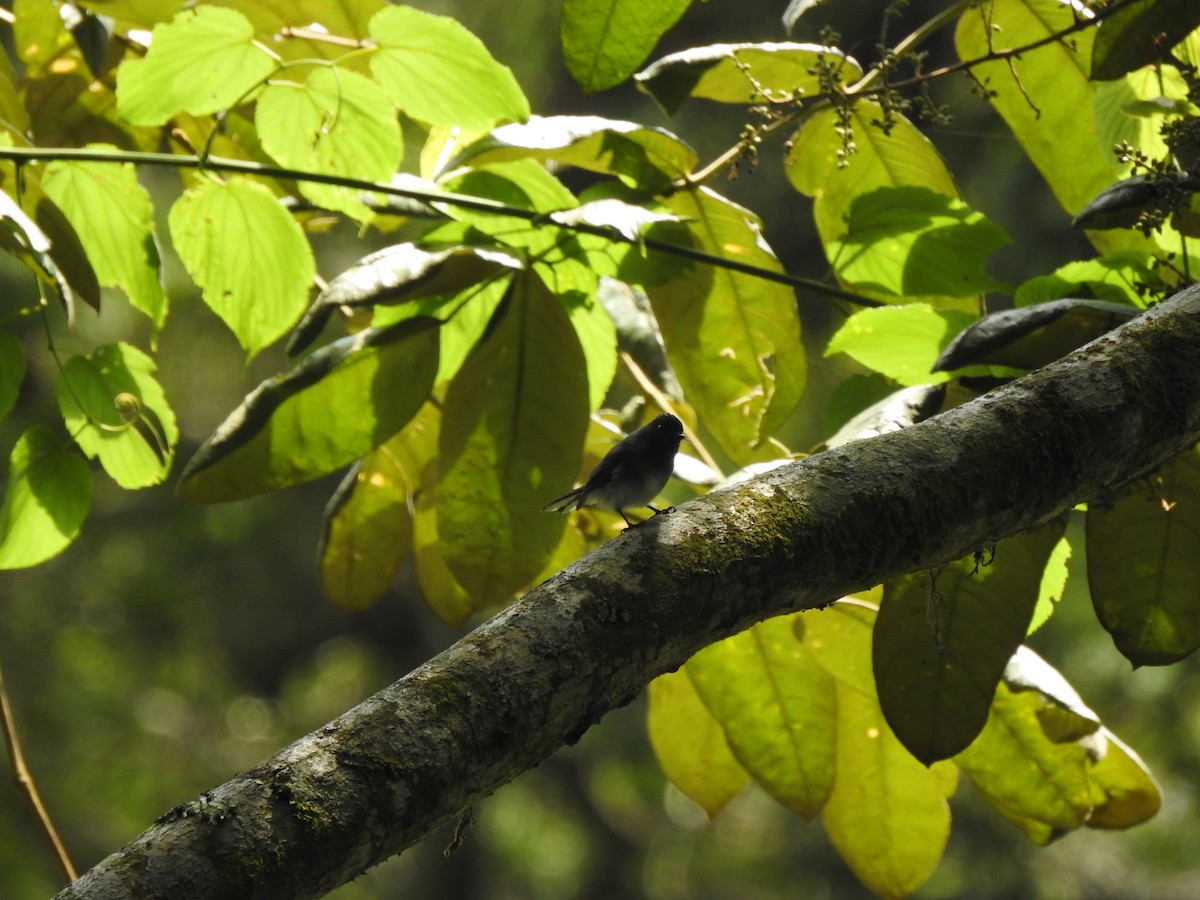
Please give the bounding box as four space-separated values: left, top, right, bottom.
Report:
544 414 685 526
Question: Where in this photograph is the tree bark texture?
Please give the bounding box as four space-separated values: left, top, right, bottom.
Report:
57 285 1200 898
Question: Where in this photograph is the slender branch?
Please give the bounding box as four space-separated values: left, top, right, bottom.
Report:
0 145 873 307
0 658 77 883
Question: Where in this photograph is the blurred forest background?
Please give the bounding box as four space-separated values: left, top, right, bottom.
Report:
2 0 1199 897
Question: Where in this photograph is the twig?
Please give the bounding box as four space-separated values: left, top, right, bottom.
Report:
0 146 875 308
0 657 78 883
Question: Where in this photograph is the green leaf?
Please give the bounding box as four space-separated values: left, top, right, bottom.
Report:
438 162 618 411
561 0 692 94
826 304 976 386
318 447 412 612
178 318 439 502
635 42 862 114
368 5 529 131
74 1 183 28
823 683 952 898
288 243 523 356
1014 252 1163 307
0 186 100 314
644 187 805 461
828 186 1010 298
0 426 91 569
168 177 315 356
954 0 1155 257
1094 66 1194 182
0 330 25 422
1091 0 1200 81
42 149 167 329
14 0 73 71
1086 447 1200 665
687 614 836 819
874 517 1066 764
437 274 589 606
1029 535 1071 635
219 0 382 62
1088 729 1162 829
445 115 697 192
256 66 402 222
647 668 750 818
787 102 977 310
115 7 276 126
373 399 478 628
802 603 955 896
57 343 178 489
956 680 1096 842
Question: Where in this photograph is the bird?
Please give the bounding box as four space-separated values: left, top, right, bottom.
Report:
544 414 685 526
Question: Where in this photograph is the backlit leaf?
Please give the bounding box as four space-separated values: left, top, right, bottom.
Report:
116 7 276 125
168 177 315 356
636 42 861 114
437 274 589 605
647 668 749 818
43 149 167 329
178 317 439 502
0 426 91 569
446 115 697 191
318 445 411 612
561 0 691 94
687 614 836 818
368 5 529 131
955 0 1154 257
826 304 976 386
288 243 522 356
644 187 804 461
57 343 178 489
823 684 952 898
828 187 1010 298
257 66 402 222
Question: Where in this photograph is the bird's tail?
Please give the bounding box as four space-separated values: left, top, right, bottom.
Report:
543 487 584 513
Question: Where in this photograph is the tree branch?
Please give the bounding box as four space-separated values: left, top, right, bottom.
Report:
56 286 1200 899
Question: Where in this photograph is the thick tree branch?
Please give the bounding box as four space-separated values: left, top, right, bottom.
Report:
57 286 1200 899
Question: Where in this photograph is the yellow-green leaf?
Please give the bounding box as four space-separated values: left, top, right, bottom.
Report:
647 668 749 817
954 0 1154 257
636 42 862 114
57 343 177 489
562 0 691 94
168 177 315 356
0 426 91 569
829 186 1010 298
43 149 167 328
826 304 976 386
437 274 589 606
368 5 529 131
256 66 402 222
644 187 804 461
823 683 951 899
318 446 411 612
116 7 276 126
687 614 836 818
178 318 439 502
